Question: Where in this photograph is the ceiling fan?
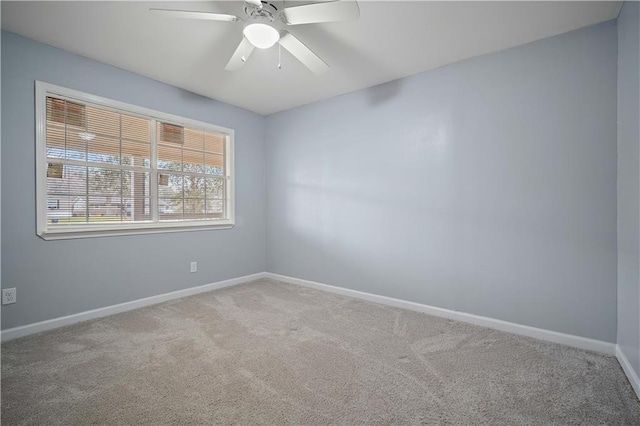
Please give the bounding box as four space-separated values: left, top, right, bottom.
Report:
150 0 360 74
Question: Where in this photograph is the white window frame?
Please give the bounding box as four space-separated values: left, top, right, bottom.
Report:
35 81 235 240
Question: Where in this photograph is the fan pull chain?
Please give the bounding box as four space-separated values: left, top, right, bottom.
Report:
241 38 246 63
278 43 282 69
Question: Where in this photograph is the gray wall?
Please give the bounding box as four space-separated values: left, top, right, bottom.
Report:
617 1 640 377
1 20 624 345
265 22 618 342
1 32 266 330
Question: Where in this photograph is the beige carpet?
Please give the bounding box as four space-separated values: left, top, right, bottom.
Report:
2 279 639 425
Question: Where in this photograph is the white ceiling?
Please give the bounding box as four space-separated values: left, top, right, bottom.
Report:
2 1 622 115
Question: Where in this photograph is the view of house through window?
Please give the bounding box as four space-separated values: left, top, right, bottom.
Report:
39 83 234 238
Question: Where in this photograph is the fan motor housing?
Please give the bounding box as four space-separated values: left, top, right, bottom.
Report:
244 2 279 21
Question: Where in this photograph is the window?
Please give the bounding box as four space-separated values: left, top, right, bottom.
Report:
36 81 234 239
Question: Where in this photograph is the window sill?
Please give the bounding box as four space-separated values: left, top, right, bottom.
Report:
37 220 235 240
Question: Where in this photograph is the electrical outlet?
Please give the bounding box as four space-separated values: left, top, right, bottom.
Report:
190 261 197 273
2 288 16 305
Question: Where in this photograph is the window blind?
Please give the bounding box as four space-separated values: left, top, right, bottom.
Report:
44 95 228 228
156 121 226 221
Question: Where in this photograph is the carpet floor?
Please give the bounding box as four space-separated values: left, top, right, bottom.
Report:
2 279 639 425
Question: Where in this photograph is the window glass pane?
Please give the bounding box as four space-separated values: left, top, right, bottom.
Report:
46 147 66 160
121 114 150 143
88 167 121 197
47 98 69 125
46 164 88 225
183 174 205 199
205 177 224 199
87 135 120 165
122 141 150 168
158 173 190 221
86 105 119 137
183 151 204 173
204 132 224 153
159 199 183 221
184 198 206 220
46 97 86 129
80 168 123 222
47 164 87 197
158 145 182 170
64 102 86 130
65 132 87 161
206 200 224 219
122 170 150 194
205 153 224 175
184 128 203 151
158 122 184 145
47 195 78 225
158 173 183 199
46 124 67 158
122 197 150 222
87 196 122 221
122 169 150 222
46 120 89 161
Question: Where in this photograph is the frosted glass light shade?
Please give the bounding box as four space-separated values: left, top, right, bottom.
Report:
243 23 280 49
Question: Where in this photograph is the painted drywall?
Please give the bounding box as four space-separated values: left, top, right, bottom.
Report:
265 22 618 342
1 31 266 330
0 26 3 334
617 1 640 379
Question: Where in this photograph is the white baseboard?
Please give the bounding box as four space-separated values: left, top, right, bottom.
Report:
264 272 616 356
1 272 267 342
616 345 640 400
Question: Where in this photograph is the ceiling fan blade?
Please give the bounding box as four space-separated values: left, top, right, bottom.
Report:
149 8 240 22
278 32 329 74
244 0 263 9
225 38 255 71
283 0 359 25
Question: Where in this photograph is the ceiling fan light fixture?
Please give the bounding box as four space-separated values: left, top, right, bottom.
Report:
243 23 280 49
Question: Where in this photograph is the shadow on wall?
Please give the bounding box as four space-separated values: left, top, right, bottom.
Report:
365 79 405 106
177 88 224 107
